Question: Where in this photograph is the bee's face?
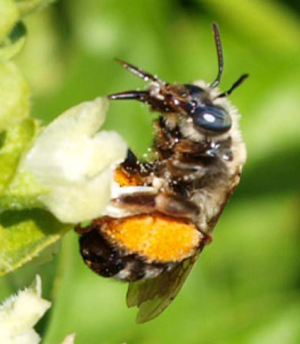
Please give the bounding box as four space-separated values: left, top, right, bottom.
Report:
109 53 247 139
146 82 232 135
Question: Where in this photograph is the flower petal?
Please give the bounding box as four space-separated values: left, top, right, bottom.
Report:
21 97 128 223
0 275 51 344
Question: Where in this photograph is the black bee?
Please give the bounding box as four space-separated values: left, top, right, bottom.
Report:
76 23 248 323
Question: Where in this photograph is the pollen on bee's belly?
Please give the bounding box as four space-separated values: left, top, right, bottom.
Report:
114 167 143 187
102 213 202 263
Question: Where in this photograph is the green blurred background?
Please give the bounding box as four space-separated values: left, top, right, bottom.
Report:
1 0 300 343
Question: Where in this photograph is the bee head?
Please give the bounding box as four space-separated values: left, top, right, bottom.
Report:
108 23 248 136
145 82 234 135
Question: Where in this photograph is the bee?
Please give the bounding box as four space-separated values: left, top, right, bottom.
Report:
76 23 248 323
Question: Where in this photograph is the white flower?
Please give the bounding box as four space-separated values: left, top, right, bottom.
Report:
0 275 51 344
61 333 76 344
20 97 128 223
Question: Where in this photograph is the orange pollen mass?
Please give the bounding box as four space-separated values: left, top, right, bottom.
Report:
114 167 143 187
101 213 202 263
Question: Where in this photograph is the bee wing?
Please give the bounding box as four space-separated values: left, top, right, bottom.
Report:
127 254 199 323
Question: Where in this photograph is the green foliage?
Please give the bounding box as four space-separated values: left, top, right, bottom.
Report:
0 62 30 129
0 0 72 277
1 0 300 343
0 209 70 275
0 0 20 42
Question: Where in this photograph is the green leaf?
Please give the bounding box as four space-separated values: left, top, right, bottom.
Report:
0 118 38 196
16 0 56 17
0 0 20 42
0 208 71 276
0 61 35 201
0 62 30 130
0 169 47 210
16 11 67 98
0 21 27 62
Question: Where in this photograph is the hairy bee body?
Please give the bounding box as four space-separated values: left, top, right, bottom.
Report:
76 23 247 323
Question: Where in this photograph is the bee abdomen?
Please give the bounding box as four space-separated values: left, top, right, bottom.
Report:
79 228 166 281
77 212 203 281
79 229 125 278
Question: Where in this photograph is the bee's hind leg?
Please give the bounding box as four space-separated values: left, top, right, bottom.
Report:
155 193 199 220
111 192 199 221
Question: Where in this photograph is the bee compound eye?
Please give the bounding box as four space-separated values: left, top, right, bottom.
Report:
192 106 232 133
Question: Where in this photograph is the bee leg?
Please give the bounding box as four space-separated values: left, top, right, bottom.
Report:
122 149 139 171
155 193 199 220
167 160 205 177
121 149 154 176
175 139 211 154
112 192 199 221
111 192 157 214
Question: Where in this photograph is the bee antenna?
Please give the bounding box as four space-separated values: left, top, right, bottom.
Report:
210 22 224 89
108 90 149 101
114 58 160 82
216 74 249 98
